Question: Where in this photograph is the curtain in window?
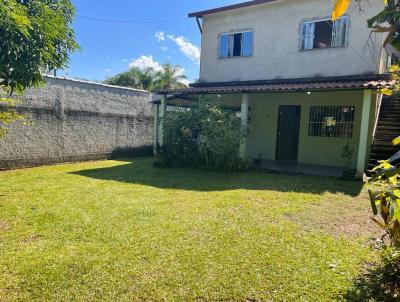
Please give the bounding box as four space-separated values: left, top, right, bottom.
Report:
332 17 347 47
302 22 315 50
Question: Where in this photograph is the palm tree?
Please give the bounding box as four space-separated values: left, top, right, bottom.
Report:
104 64 188 92
104 67 157 91
154 64 188 90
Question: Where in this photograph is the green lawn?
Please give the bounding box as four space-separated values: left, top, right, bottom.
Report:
0 158 381 301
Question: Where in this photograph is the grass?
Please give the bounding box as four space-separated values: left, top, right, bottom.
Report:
0 158 382 301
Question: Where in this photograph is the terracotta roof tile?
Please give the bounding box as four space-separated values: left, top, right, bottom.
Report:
159 74 392 95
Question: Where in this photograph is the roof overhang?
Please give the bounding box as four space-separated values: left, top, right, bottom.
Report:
188 0 277 18
157 74 392 97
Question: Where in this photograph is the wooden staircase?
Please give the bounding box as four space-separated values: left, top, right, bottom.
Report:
368 96 400 171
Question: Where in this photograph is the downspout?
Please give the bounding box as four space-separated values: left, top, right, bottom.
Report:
196 17 203 34
372 93 383 139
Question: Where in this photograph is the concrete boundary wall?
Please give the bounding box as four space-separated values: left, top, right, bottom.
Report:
0 76 154 169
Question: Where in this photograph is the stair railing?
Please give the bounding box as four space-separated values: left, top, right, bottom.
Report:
372 93 384 140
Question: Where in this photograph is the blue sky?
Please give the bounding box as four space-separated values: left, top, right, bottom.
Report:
60 0 239 83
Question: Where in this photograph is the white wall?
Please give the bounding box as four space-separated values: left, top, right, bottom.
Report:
199 0 385 83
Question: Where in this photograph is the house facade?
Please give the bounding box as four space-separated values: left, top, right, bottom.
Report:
154 0 392 178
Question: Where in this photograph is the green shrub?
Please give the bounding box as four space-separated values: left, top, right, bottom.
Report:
368 135 400 295
157 97 251 171
369 136 400 248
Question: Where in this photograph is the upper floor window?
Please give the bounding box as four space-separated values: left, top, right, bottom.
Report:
301 16 348 51
219 31 253 58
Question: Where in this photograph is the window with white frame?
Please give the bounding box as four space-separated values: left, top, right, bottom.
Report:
219 31 253 58
301 17 348 50
308 105 355 138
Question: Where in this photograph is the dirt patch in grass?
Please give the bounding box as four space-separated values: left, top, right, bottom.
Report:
286 193 381 240
0 220 12 232
20 234 43 244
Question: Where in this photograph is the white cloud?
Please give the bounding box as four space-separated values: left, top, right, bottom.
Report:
155 31 165 42
172 66 186 77
104 68 112 73
179 78 190 86
128 55 163 72
173 67 189 86
122 58 128 63
167 35 200 63
161 46 169 52
128 55 189 85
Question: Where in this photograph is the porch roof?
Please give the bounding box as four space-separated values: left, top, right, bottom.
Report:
158 74 392 97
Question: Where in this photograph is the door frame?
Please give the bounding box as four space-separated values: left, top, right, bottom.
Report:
275 105 301 162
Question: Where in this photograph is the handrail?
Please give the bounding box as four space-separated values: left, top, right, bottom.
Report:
372 93 384 139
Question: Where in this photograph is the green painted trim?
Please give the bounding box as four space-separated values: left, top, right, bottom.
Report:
240 94 249 158
356 89 372 178
159 95 167 146
153 104 159 155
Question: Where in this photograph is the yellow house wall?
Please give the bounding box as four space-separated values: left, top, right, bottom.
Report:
235 90 379 168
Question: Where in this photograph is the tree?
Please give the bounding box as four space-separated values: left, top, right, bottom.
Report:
104 67 157 91
154 64 187 90
0 0 79 138
104 64 188 92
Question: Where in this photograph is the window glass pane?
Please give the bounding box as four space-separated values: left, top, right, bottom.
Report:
314 20 333 49
219 34 229 58
242 32 253 56
233 33 242 57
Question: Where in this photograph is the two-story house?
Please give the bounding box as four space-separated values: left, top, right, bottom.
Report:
154 0 392 178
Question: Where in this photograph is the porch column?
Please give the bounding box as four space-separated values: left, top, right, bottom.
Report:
153 103 159 155
159 94 167 147
356 89 373 179
240 93 249 158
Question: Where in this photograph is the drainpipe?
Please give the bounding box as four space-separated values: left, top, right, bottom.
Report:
195 17 203 34
372 93 383 139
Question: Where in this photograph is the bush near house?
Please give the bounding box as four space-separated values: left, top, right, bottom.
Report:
157 98 250 171
366 135 400 298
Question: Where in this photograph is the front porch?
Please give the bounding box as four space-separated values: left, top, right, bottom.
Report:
154 75 390 178
259 160 344 177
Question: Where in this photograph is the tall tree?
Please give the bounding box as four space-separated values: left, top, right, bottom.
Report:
104 64 188 92
0 0 79 138
104 67 157 91
154 64 187 90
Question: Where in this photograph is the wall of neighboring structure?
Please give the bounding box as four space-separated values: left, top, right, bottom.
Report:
199 0 384 83
239 90 378 168
0 76 153 169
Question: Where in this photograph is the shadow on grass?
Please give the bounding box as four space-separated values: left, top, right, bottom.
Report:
343 260 400 302
70 158 363 196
